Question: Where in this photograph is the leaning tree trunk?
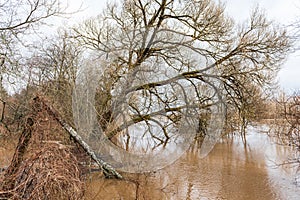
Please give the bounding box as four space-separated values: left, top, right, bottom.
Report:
33 96 122 179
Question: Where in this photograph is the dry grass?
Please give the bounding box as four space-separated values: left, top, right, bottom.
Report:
1 143 84 200
0 96 87 199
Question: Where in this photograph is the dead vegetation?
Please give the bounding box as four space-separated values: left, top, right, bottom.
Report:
1 143 84 200
0 96 89 199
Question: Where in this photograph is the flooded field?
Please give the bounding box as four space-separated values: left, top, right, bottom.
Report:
1 125 299 199
84 125 300 200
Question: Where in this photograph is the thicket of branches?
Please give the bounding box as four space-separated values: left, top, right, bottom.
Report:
0 0 69 135
0 0 298 198
0 0 293 148
71 0 290 146
273 92 300 155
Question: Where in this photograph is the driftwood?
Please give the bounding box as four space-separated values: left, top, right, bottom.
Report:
33 96 122 179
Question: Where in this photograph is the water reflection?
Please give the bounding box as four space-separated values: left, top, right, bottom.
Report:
85 125 300 200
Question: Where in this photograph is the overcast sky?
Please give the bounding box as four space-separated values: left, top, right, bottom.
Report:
225 0 300 93
65 0 300 92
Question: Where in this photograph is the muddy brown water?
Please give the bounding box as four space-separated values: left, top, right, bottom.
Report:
1 125 299 199
84 125 300 200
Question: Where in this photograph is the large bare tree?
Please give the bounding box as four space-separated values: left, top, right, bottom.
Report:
72 0 291 156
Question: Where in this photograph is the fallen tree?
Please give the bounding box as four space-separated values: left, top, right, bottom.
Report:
34 96 122 179
0 96 122 199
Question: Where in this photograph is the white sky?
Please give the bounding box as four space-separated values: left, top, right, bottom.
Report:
64 0 300 92
224 0 300 92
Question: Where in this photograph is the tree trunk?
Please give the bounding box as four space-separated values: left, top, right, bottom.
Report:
33 96 122 179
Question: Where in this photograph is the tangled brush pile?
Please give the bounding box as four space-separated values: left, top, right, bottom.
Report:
8 142 84 200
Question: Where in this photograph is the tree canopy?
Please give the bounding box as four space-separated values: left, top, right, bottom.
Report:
70 0 291 168
0 0 293 173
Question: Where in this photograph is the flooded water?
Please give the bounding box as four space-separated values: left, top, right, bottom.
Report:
84 125 300 200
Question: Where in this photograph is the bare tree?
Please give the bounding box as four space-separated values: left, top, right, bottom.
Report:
0 0 67 94
276 92 300 146
270 91 300 172
72 0 291 149
29 30 81 86
0 0 68 135
24 30 83 124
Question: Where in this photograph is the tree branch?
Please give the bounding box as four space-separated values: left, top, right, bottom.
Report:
33 96 122 179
